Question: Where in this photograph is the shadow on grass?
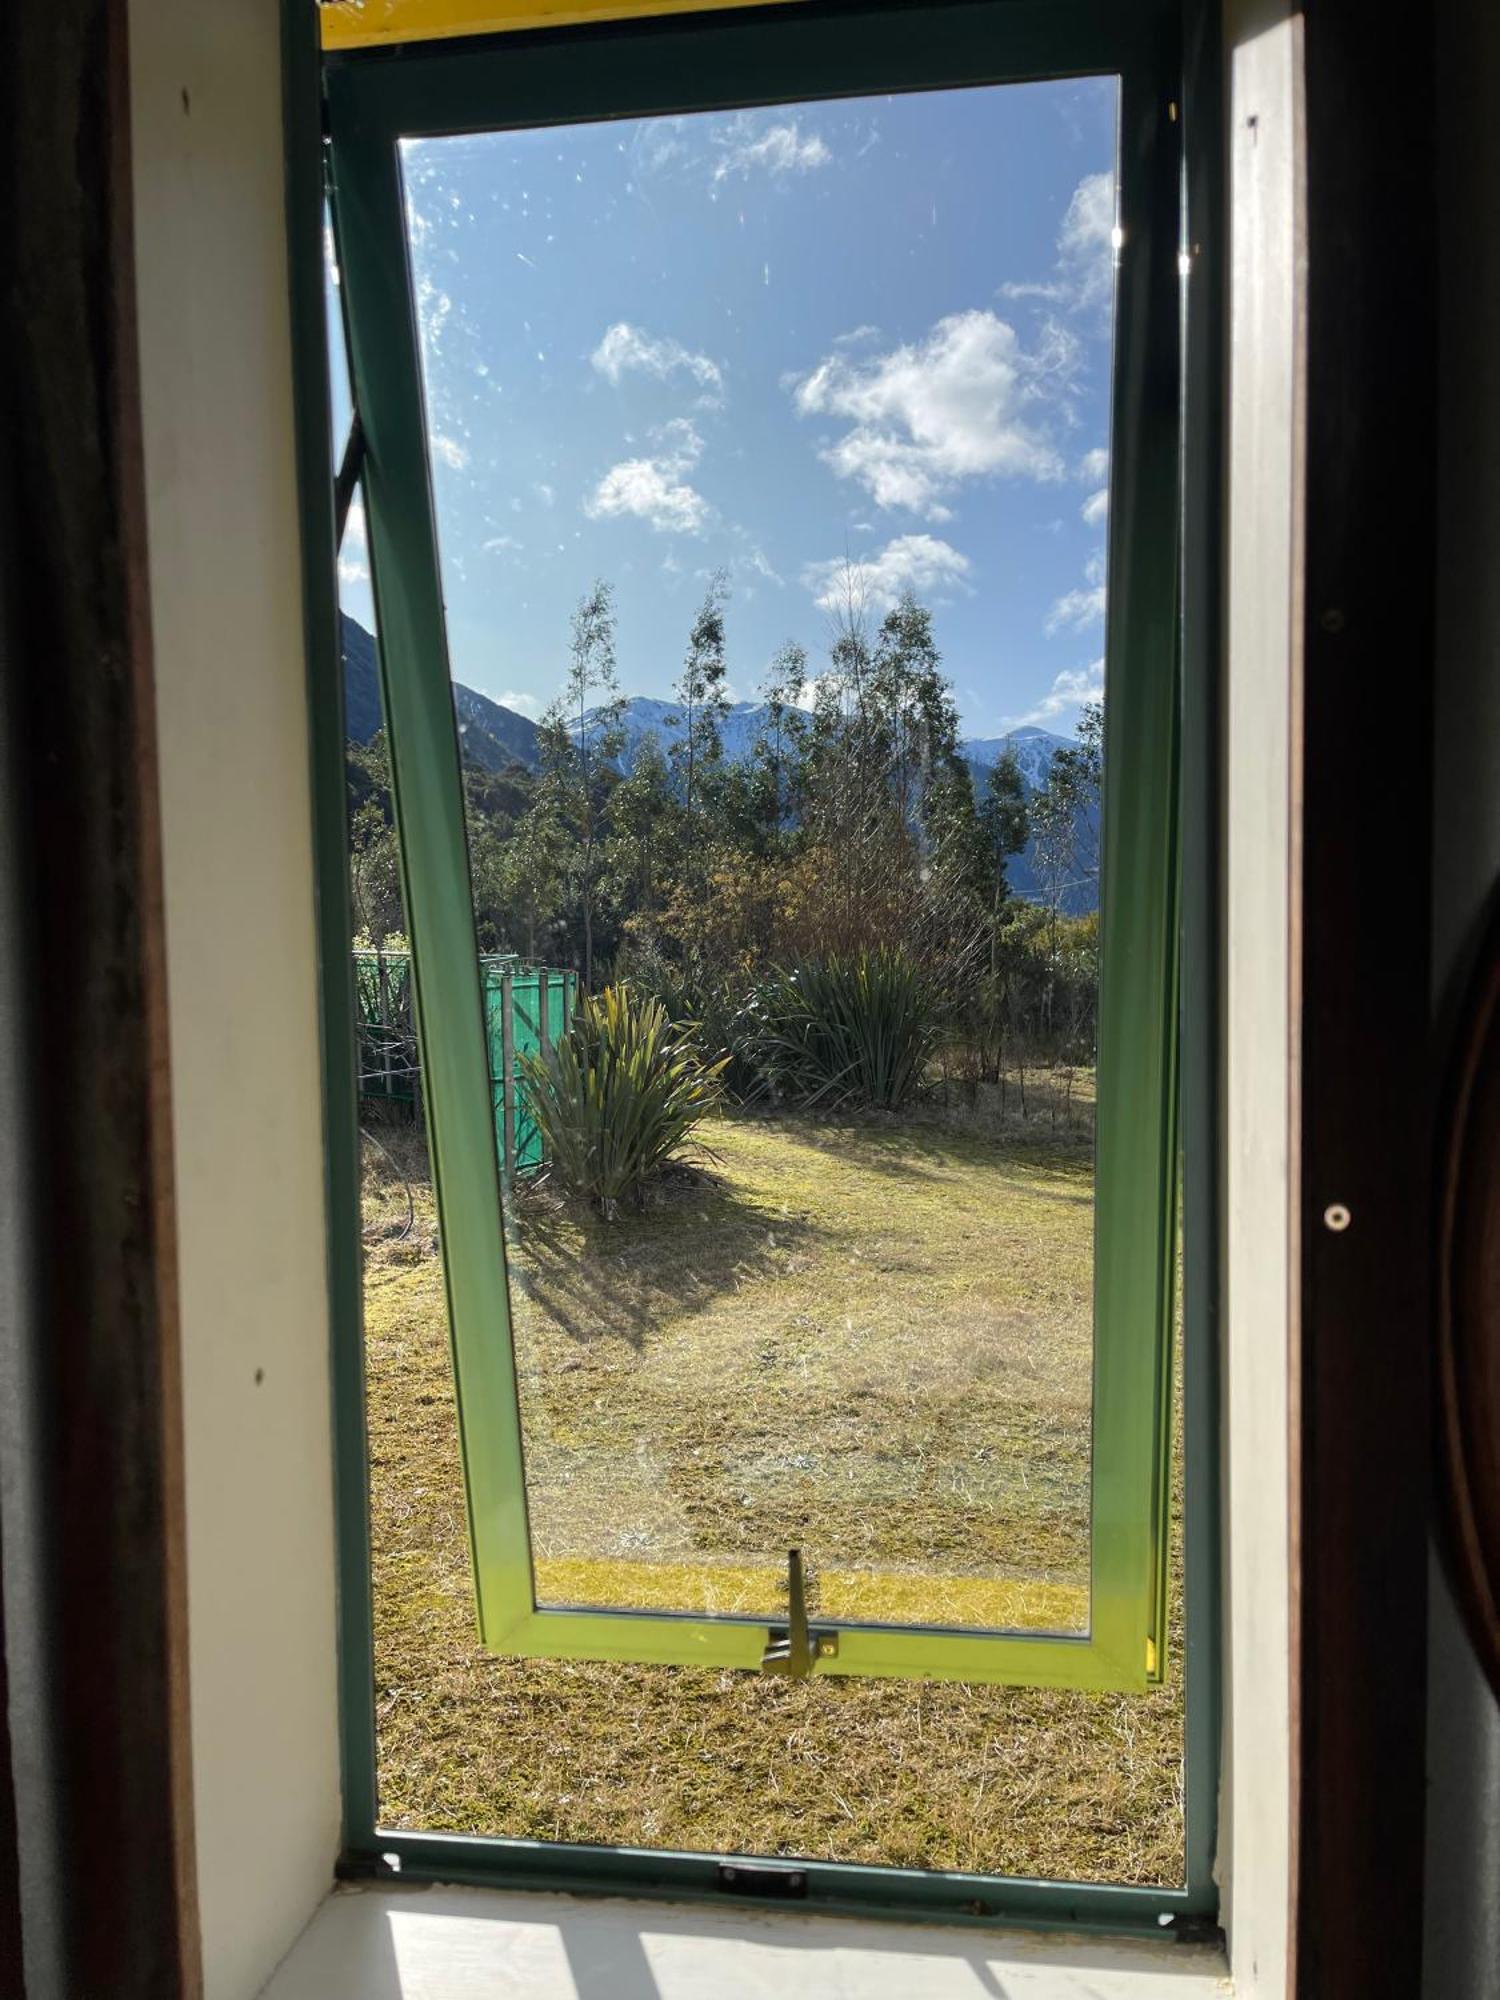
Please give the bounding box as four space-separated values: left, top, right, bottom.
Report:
757 1109 1096 1203
507 1170 828 1354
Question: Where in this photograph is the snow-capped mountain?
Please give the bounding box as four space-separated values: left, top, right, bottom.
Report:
960 725 1074 793
341 620 1095 913
569 696 777 771
566 701 1093 912
571 698 1075 794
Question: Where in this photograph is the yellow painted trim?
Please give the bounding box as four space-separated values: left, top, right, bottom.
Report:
533 1555 1090 1634
320 0 805 53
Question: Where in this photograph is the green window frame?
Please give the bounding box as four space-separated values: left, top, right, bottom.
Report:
323 0 1182 1698
293 0 1222 1935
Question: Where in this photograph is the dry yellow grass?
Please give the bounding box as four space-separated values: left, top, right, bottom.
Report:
361 1103 1184 1885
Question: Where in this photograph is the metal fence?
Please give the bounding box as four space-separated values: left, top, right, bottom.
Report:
354 949 576 1182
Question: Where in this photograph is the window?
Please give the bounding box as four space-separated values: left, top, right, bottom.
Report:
317 0 1210 1928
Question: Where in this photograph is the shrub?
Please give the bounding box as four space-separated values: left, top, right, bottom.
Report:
522 985 727 1217
747 949 937 1111
622 963 763 1103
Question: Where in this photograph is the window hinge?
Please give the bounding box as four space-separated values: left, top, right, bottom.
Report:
760 1548 838 1676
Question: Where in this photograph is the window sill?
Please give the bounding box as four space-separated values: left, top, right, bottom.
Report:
259 1884 1230 1998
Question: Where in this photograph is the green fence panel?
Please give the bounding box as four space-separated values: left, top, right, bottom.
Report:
358 948 573 1179
353 948 417 1104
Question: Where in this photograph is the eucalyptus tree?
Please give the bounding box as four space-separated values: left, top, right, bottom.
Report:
669 569 731 824
537 579 624 986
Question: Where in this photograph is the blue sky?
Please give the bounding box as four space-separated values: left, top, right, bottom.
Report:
332 76 1118 740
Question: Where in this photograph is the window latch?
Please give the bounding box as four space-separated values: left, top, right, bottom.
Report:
761 1548 837 1676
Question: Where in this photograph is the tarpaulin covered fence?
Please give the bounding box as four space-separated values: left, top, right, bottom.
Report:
354 949 576 1181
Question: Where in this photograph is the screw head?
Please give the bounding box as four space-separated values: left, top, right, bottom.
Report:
1323 1202 1352 1232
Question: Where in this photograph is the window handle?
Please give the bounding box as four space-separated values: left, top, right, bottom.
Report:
761 1548 837 1676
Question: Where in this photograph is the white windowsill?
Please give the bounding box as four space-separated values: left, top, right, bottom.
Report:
258 1883 1231 1999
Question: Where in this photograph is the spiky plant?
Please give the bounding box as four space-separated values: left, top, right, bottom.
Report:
521 985 727 1218
748 949 937 1111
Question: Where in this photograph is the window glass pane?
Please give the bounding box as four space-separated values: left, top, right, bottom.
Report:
399 78 1117 1639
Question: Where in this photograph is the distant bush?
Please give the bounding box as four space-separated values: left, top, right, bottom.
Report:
622 962 763 1103
522 985 726 1218
747 949 937 1111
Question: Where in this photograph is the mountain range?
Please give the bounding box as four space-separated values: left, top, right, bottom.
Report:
341 614 1089 908
342 613 542 774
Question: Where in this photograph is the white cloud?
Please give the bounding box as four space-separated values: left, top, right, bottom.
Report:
802 533 972 616
1046 555 1107 635
1081 488 1109 526
498 689 543 720
997 279 1067 304
534 481 555 508
999 170 1118 318
483 535 522 553
338 495 368 585
585 417 711 536
591 322 724 404
1078 445 1110 484
1058 171 1118 313
790 310 1069 519
1002 657 1105 731
431 432 468 470
713 119 831 183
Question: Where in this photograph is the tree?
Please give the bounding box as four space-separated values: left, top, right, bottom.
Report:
539 579 624 987
980 748 1030 954
871 589 956 836
1044 697 1103 894
753 639 808 844
494 795 569 962
669 569 731 823
346 731 404 945
605 735 675 922
1029 699 1104 950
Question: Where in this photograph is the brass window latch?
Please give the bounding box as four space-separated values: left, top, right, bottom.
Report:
760 1548 838 1677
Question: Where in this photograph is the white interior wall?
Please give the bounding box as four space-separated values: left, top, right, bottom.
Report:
1219 3 1302 1992
127 2 343 1995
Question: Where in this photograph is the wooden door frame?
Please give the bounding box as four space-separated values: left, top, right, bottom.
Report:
1294 0 1436 1990
0 2 200 1992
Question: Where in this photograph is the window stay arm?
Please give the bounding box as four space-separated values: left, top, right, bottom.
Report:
335 409 365 551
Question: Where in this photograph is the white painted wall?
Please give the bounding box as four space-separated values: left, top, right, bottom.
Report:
1219 4 1303 1993
127 2 342 1994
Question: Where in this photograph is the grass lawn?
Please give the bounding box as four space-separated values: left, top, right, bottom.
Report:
361 1094 1184 1885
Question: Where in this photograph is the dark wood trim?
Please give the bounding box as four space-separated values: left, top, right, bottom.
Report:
0 1 200 1992
1295 1 1435 1992
1436 891 1500 1700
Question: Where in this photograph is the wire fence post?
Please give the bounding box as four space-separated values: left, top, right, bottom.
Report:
377 948 393 1099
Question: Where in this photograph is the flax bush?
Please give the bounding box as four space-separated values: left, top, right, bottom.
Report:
747 948 937 1111
522 985 726 1217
